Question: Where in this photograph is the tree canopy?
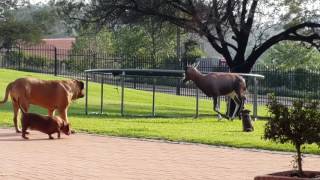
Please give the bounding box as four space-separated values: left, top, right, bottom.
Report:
0 0 42 49
57 0 320 72
72 20 180 59
261 41 320 70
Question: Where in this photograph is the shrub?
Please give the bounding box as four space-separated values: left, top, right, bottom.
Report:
265 95 320 177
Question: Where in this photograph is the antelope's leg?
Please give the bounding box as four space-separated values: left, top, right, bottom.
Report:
231 103 239 119
213 97 217 110
231 97 241 119
239 96 246 113
213 97 222 119
213 97 229 119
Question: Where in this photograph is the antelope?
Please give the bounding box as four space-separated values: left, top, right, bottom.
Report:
183 63 247 119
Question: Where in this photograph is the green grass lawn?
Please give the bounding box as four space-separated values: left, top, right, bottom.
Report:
0 68 319 154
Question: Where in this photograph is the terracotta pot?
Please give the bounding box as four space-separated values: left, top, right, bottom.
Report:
254 170 320 180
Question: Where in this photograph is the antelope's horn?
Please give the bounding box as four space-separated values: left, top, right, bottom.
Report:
193 61 200 68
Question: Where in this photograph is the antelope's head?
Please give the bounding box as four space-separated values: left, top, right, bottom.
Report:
182 61 200 83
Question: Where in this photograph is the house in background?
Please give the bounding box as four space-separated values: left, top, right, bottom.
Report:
20 37 76 61
42 38 76 50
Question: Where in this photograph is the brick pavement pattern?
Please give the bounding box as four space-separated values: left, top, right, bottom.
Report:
0 128 319 180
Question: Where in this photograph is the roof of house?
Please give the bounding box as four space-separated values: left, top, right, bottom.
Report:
41 38 76 50
18 38 76 60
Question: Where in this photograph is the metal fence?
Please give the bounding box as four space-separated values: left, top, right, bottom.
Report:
1 44 320 106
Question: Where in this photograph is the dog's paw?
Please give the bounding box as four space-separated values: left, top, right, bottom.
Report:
71 129 76 134
22 136 29 140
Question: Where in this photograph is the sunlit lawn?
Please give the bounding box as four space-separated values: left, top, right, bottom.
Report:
0 68 319 154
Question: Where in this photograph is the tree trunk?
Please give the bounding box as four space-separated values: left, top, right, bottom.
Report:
227 61 254 118
230 61 253 73
296 144 303 177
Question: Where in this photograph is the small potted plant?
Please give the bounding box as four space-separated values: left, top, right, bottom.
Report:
255 95 320 179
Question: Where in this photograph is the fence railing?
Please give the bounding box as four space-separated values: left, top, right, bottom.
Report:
1 44 320 107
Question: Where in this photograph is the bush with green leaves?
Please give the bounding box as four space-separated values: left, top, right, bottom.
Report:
183 39 206 64
265 95 320 177
3 51 53 70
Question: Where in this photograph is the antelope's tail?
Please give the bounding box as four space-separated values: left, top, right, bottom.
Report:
0 82 13 105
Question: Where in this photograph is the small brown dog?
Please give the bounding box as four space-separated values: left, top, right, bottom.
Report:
19 104 71 140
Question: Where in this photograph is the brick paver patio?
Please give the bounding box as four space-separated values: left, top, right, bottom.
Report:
0 128 319 180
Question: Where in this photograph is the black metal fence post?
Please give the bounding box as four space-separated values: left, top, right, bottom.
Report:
121 71 125 116
134 58 137 89
152 78 156 116
195 87 199 118
176 57 183 95
18 45 21 70
100 75 104 114
253 77 258 120
54 47 58 76
85 73 89 115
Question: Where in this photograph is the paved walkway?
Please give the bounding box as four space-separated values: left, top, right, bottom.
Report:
0 128 319 180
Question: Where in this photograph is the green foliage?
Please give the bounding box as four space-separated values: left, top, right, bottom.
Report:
112 25 150 56
13 3 71 38
28 6 64 36
0 1 45 49
138 18 178 58
255 67 320 99
72 22 178 59
261 41 320 70
56 0 320 73
2 51 23 66
72 26 115 53
0 16 42 49
183 39 206 64
0 0 28 19
265 95 320 175
280 0 319 27
3 50 53 70
112 23 178 58
64 50 98 72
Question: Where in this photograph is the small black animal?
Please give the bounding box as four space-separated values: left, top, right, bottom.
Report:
240 109 254 132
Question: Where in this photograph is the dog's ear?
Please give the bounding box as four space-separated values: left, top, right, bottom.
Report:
77 80 85 90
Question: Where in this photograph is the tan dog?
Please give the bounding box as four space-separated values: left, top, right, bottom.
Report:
0 77 84 133
19 103 71 139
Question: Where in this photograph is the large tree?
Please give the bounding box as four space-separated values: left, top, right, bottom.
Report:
57 0 320 73
0 0 42 49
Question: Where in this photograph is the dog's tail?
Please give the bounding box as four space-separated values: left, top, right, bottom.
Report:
0 82 13 105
